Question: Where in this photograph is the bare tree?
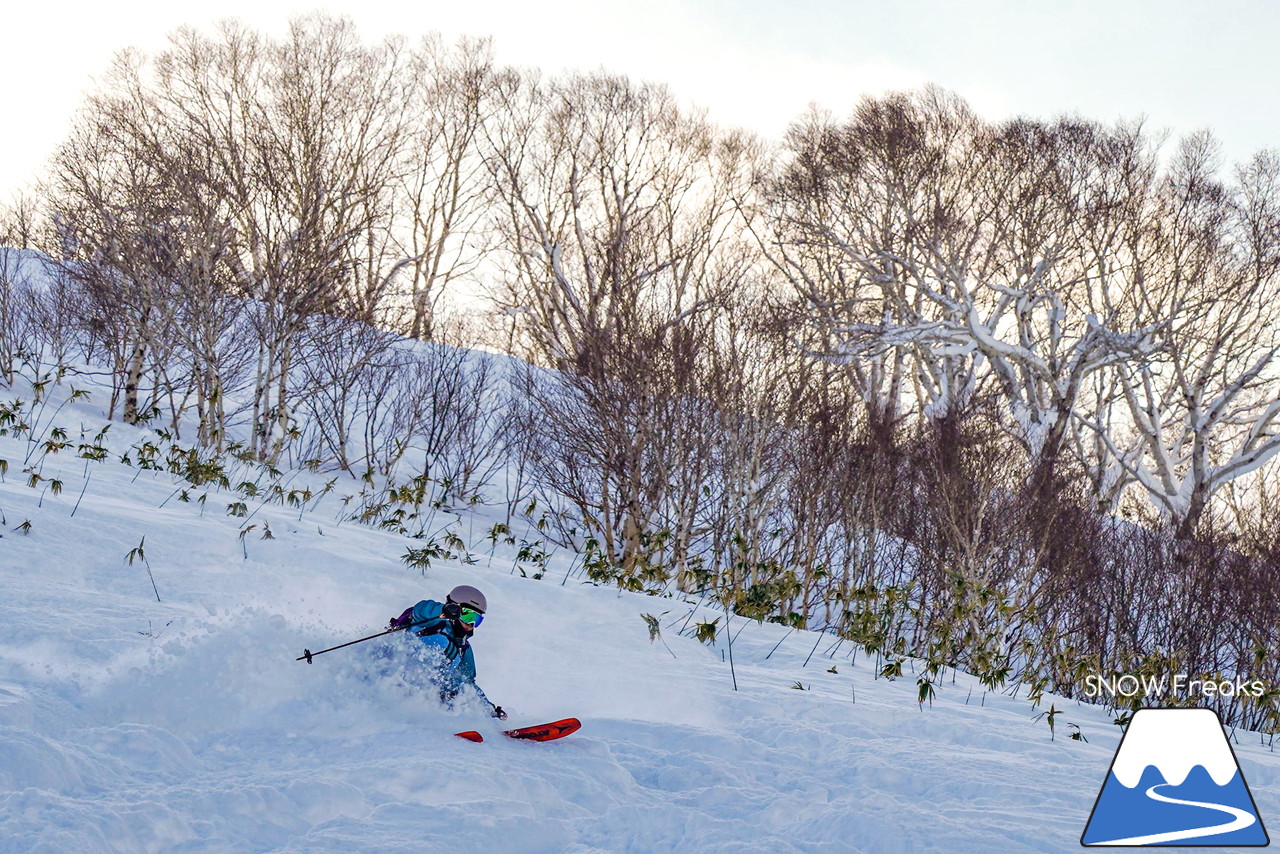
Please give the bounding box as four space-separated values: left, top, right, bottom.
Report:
392 36 506 339
135 16 412 459
768 91 1164 498
0 197 43 385
486 71 753 366
485 71 760 579
765 91 990 431
47 98 186 424
1087 137 1280 536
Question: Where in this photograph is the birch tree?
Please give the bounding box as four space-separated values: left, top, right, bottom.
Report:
769 89 1164 495
487 71 757 579
48 99 184 424
394 36 505 339
0 198 42 385
765 90 990 431
148 16 410 460
1089 136 1280 537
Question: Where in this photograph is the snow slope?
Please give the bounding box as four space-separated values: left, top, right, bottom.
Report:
2 377 1278 853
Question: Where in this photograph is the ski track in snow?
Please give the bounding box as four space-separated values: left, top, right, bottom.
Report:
2 377 1279 853
1088 783 1256 846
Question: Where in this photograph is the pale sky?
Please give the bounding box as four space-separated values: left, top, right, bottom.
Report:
4 0 1279 199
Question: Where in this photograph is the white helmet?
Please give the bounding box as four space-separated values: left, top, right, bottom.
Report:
447 584 487 614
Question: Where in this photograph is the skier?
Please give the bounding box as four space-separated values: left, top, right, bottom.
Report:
389 584 507 720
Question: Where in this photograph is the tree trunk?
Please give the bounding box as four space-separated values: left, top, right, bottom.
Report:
123 340 147 425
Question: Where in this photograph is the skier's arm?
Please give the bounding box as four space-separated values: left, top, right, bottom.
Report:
461 647 506 718
390 600 446 632
474 684 506 719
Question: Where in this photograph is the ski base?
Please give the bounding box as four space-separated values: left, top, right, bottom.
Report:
454 717 581 743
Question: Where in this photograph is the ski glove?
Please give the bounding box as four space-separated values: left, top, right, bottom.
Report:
390 607 415 629
442 602 462 620
492 705 508 720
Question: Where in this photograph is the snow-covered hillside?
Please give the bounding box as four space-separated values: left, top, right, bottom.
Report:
2 375 1278 853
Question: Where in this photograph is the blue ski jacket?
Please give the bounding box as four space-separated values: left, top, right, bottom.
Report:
397 599 490 704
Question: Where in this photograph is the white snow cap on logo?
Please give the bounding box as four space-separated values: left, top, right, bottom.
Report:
1112 708 1238 787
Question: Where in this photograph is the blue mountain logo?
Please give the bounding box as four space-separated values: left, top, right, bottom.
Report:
1082 707 1269 847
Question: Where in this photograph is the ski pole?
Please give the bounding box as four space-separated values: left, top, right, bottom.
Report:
296 618 431 663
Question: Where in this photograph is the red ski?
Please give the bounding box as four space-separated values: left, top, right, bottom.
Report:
454 718 581 743
504 718 581 742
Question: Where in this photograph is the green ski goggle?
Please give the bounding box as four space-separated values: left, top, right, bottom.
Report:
459 607 484 627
